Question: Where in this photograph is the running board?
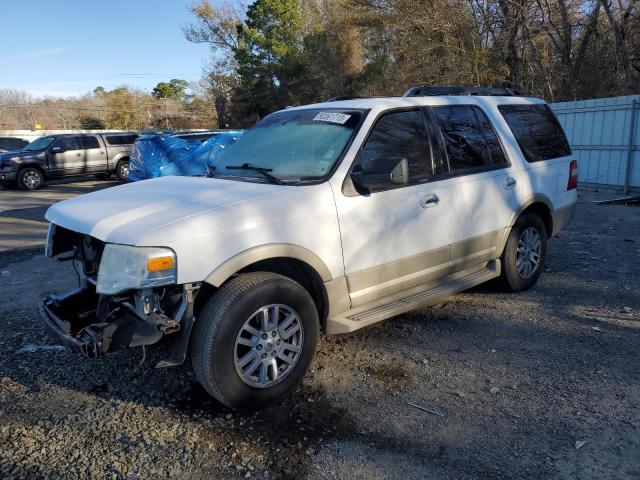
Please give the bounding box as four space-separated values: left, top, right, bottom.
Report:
326 260 500 334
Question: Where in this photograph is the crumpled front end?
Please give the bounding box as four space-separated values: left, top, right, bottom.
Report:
41 224 199 367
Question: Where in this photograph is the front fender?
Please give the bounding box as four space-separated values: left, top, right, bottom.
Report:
204 243 333 287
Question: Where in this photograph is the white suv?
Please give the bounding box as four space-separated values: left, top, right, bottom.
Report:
41 87 577 409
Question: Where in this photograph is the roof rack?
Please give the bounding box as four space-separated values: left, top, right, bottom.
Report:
403 86 520 97
326 96 381 102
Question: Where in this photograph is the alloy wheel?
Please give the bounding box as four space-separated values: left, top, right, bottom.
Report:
234 304 304 388
516 226 542 279
23 170 41 189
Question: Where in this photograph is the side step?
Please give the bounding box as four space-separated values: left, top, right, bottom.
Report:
326 260 500 334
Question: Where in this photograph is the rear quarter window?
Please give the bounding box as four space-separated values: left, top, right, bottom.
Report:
498 104 571 162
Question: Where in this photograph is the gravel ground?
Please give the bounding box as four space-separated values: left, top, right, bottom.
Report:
0 187 639 480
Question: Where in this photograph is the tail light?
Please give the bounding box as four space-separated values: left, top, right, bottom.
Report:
567 160 578 190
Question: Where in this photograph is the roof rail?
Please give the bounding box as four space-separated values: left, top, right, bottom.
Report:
403 86 519 97
325 96 381 102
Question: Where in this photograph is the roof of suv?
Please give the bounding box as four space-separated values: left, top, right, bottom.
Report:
288 95 546 112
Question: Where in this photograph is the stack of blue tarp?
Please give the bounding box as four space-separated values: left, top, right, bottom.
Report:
128 130 244 182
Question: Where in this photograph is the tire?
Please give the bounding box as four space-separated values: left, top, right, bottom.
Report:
191 272 319 409
499 212 548 292
115 160 129 181
17 167 44 191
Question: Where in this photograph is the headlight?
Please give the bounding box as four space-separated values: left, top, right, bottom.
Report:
96 244 176 295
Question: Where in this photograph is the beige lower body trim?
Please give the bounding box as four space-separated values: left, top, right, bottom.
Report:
345 229 503 306
552 202 577 236
324 276 351 318
326 260 501 334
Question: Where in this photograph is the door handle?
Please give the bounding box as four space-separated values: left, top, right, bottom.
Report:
420 193 440 208
76 153 82 157
503 176 517 190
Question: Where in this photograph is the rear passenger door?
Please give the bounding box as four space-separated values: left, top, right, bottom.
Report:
430 105 523 271
80 135 107 172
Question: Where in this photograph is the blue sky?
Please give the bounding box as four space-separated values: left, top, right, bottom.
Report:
0 0 215 98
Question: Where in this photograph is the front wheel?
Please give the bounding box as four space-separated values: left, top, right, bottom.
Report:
17 167 44 191
499 212 547 291
115 160 129 181
191 272 319 409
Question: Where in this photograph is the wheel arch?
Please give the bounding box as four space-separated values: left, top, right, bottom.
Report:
114 156 130 168
509 195 554 238
18 162 46 177
201 244 333 323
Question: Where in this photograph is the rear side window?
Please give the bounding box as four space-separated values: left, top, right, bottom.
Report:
432 105 508 173
79 136 100 149
358 109 433 184
105 134 138 146
498 104 571 162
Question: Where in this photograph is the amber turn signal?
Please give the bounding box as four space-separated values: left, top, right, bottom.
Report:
147 256 175 272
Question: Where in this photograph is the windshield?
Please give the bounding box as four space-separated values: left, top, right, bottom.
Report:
24 136 55 151
213 108 365 182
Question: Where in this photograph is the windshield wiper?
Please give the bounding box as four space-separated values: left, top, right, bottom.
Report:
225 163 284 185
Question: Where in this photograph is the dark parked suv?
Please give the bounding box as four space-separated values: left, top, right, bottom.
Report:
0 132 138 190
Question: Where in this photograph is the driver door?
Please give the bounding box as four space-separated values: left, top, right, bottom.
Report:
48 136 84 174
334 109 452 307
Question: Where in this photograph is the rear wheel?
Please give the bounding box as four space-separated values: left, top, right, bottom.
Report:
191 272 319 409
499 212 547 291
115 160 129 181
17 167 44 191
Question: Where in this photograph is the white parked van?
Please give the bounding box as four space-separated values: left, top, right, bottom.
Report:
41 87 577 409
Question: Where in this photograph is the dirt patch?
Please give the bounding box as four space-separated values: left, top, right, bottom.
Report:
365 363 412 392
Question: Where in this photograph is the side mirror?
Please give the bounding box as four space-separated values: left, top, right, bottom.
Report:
350 157 409 190
50 145 64 153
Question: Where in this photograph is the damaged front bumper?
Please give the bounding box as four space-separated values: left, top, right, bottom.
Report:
40 283 198 367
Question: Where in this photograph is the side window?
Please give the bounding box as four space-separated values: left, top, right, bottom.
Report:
105 134 137 145
357 110 433 185
475 109 508 167
80 136 100 149
498 104 571 162
53 137 79 151
433 105 507 173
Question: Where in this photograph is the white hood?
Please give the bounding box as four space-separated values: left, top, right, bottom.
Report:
45 176 293 245
45 175 345 284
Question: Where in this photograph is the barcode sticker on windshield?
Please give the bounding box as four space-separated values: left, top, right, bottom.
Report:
313 112 351 124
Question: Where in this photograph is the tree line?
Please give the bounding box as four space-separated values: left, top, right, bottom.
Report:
0 80 216 131
185 0 639 127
